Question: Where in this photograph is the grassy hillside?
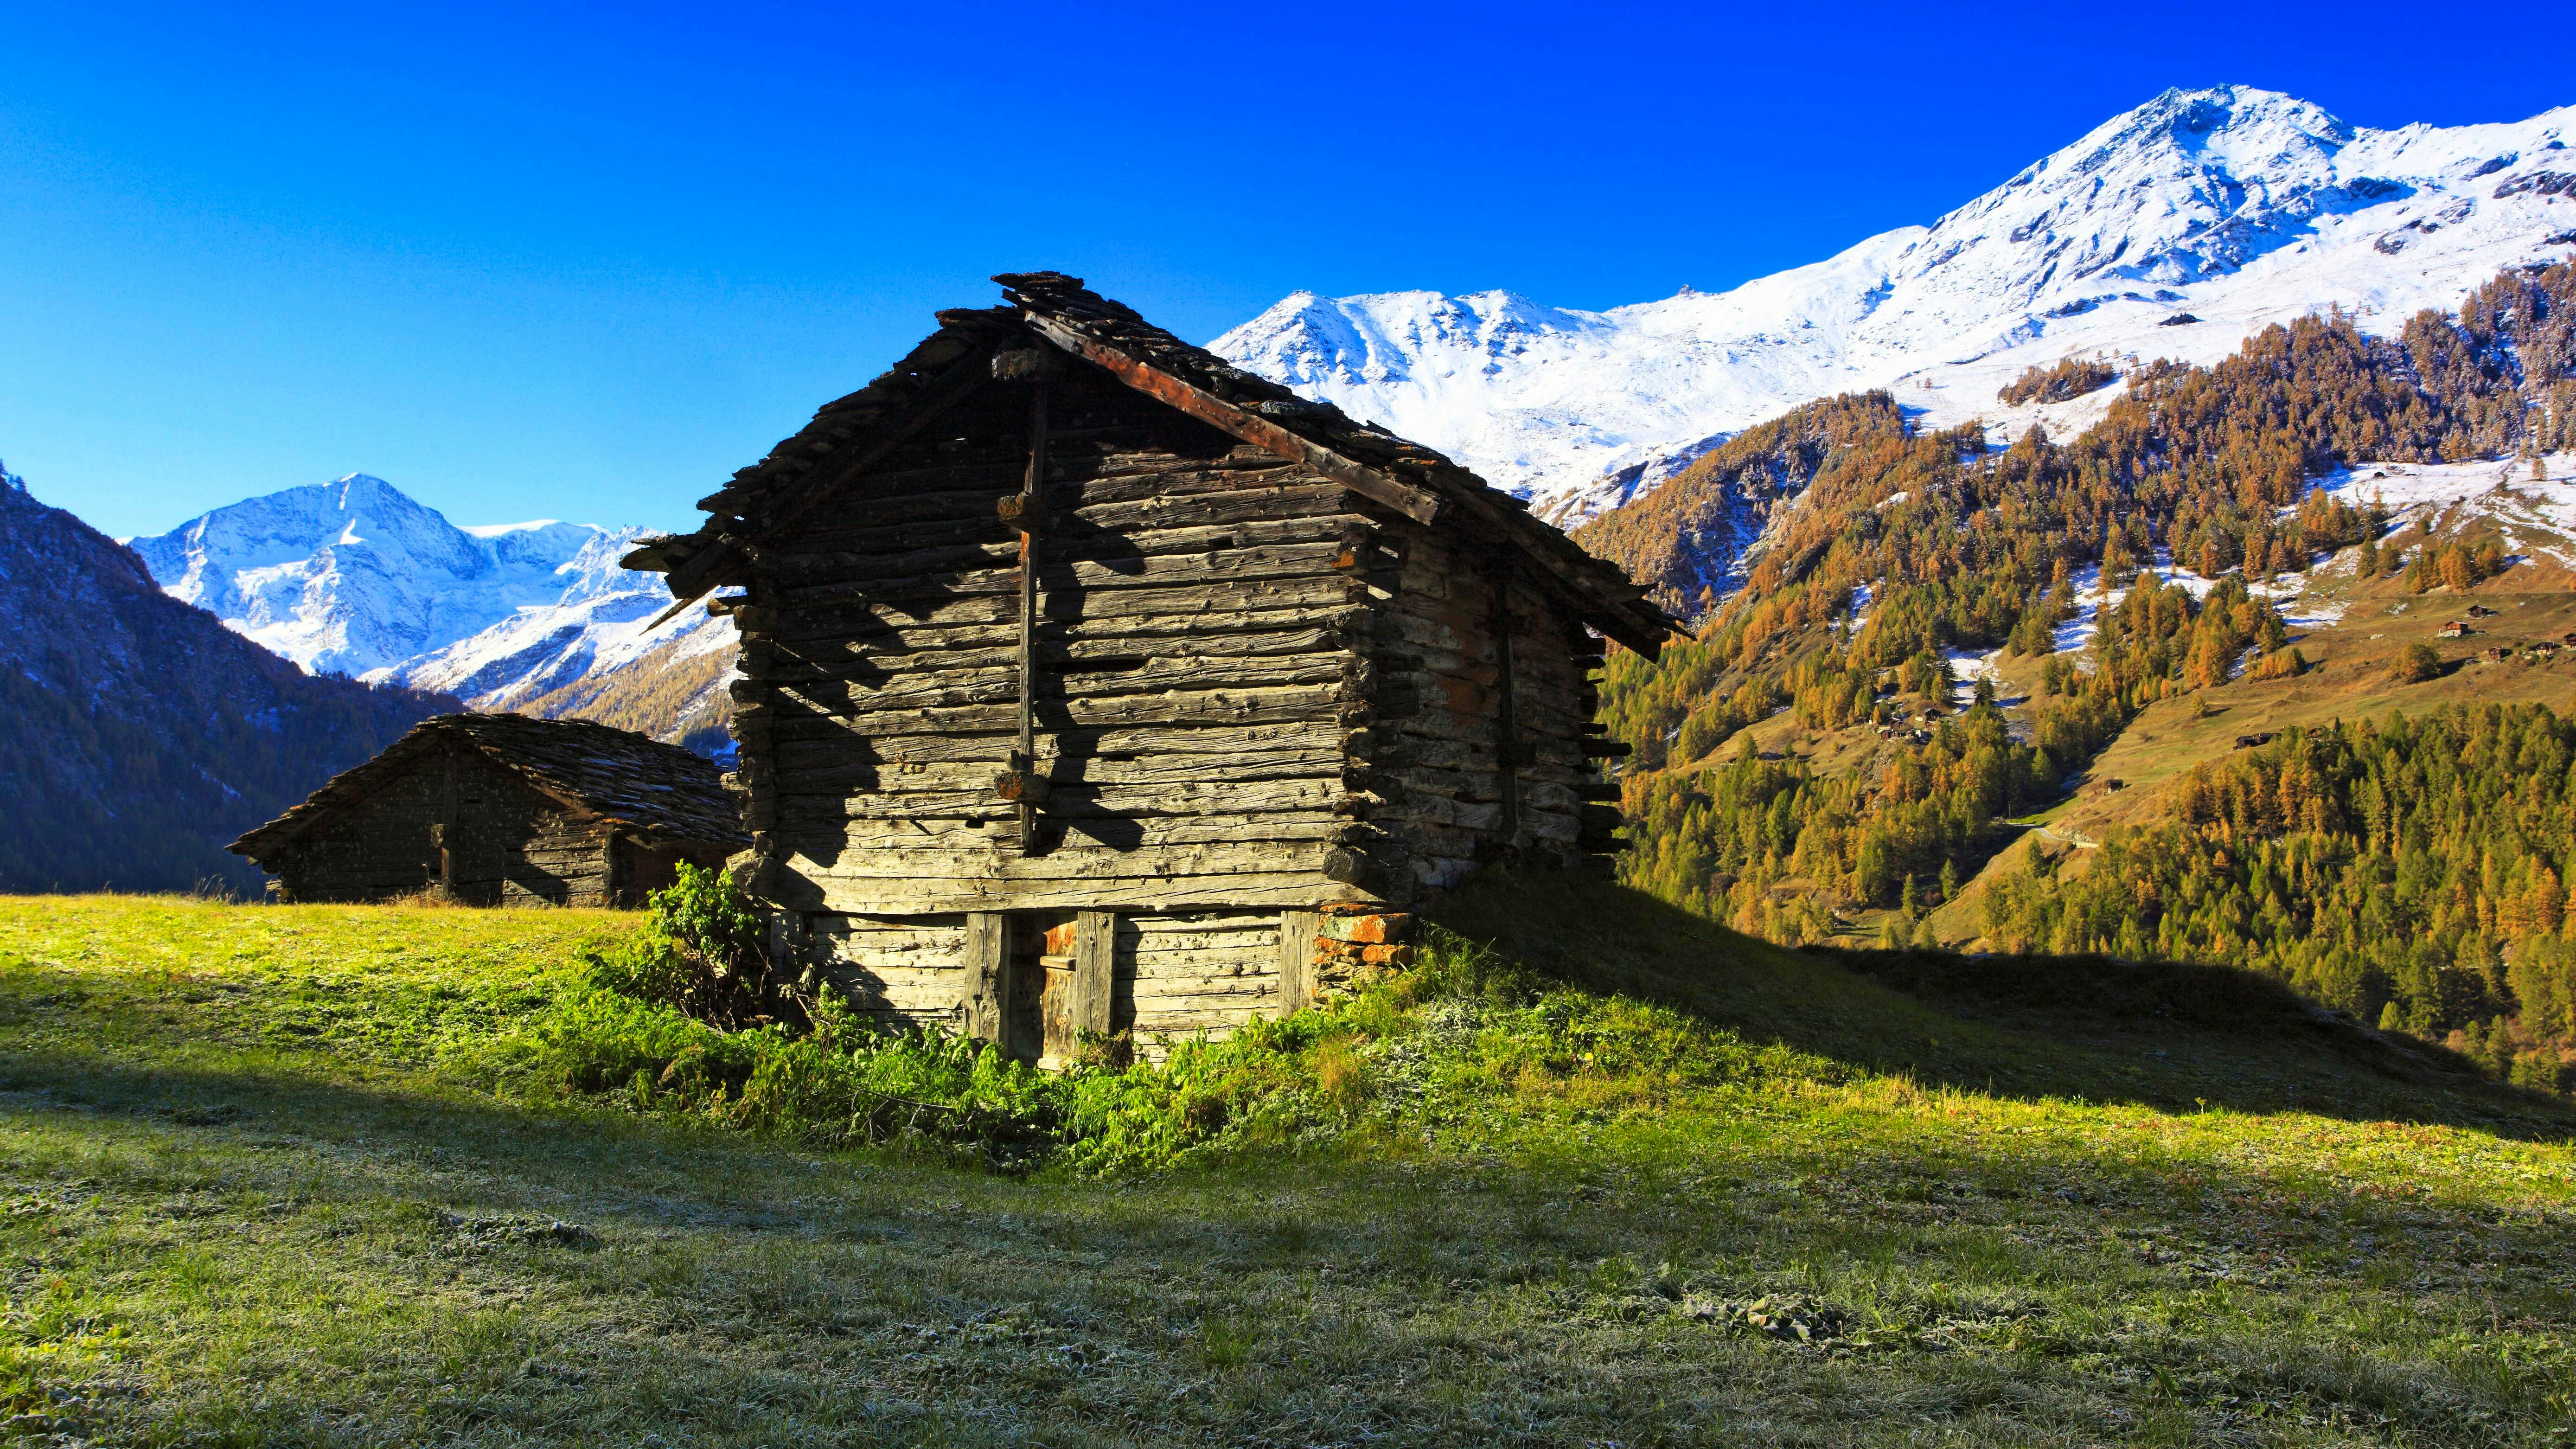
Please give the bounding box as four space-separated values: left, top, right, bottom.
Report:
4 880 2573 1445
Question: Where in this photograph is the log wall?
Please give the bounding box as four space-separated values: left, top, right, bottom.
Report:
735 350 1614 1050
733 362 1388 918
802 907 1291 1055
270 743 619 905
1368 526 1601 891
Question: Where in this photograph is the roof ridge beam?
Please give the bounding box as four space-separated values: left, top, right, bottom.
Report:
1021 313 1444 526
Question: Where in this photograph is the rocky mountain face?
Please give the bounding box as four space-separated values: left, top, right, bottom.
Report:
1214 86 2576 522
1572 394 1914 615
129 475 736 755
0 462 453 892
128 474 598 677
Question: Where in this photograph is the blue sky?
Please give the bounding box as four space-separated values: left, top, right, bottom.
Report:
3 1 2567 539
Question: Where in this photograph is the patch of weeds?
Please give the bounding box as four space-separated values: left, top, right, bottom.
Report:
442 1214 601 1251
1682 1292 1853 1347
1191 1313 1258 1371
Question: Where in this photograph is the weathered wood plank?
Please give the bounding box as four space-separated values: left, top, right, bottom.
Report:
761 680 1353 738
771 577 1360 638
801 815 1360 853
792 873 1374 916
794 480 1352 557
765 618 1350 667
765 515 1366 588
1025 313 1444 525
765 717 1352 765
759 652 1349 712
962 912 1007 1045
1277 909 1317 1018
779 776 1358 821
773 539 1352 606
1074 910 1114 1041
774 748 1349 796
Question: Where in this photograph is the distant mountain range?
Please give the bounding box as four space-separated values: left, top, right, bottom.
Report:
44 83 2576 821
1213 86 2576 520
127 474 736 757
0 463 452 892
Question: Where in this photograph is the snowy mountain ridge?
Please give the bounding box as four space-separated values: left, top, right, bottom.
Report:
128 474 605 678
128 474 733 744
1212 86 2576 519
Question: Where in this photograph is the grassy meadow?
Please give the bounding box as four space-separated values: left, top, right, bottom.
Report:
3 877 2573 1446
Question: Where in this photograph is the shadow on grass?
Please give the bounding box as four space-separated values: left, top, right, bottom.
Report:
6 1043 2568 1449
0 1046 827 1221
1426 869 2576 1142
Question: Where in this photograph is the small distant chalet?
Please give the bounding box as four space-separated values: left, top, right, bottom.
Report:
2438 620 2471 639
623 272 1676 1063
230 715 748 906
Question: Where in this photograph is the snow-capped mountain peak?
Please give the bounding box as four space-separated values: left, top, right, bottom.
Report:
128 474 605 676
128 474 736 754
1213 85 2576 518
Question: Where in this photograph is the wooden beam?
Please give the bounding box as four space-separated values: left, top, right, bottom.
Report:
1435 481 1675 658
1276 909 1318 1018
1014 371 1048 854
1021 308 1670 655
1021 313 1444 526
1073 909 1115 1042
1489 565 1522 843
437 743 459 901
962 911 1009 1045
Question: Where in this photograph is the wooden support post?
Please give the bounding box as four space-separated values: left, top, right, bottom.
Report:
437 742 459 900
1489 568 1522 844
1072 909 1115 1041
600 827 622 909
1013 369 1050 854
963 912 1010 1045
1277 908 1319 1018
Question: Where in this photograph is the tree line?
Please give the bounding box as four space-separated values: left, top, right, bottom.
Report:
1979 704 2576 1090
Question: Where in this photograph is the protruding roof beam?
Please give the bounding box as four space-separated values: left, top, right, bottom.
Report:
1022 313 1445 527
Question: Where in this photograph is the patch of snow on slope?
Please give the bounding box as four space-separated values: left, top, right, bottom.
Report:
2056 552 2224 659
2316 452 2576 566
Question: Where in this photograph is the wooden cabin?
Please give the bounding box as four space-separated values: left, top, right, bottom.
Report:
622 272 1675 1064
230 714 748 905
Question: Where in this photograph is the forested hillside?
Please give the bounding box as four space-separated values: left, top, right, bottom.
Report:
0 472 454 893
1578 261 2576 1084
1982 705 2576 1090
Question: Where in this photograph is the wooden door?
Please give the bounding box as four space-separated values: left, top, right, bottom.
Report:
1033 911 1116 1071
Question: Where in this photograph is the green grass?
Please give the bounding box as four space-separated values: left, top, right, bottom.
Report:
4 882 2575 1445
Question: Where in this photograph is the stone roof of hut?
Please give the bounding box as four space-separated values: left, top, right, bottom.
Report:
620 272 1680 655
229 714 748 861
